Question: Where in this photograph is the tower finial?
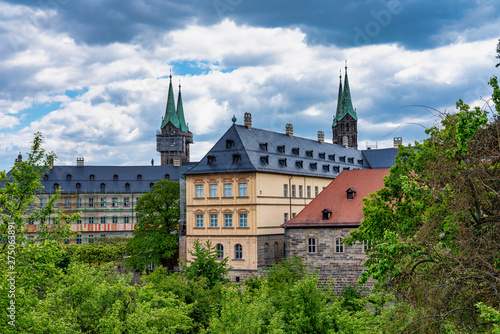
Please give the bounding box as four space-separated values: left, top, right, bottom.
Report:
169 68 172 80
179 79 181 90
345 59 347 68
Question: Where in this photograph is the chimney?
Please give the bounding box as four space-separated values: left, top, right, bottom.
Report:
151 159 154 166
393 137 402 149
244 112 252 129
317 131 324 144
76 157 84 167
285 123 293 136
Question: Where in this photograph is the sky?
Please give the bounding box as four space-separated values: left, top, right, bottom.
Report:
0 0 499 172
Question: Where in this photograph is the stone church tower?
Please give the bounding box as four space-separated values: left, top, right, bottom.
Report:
332 66 358 149
156 75 193 165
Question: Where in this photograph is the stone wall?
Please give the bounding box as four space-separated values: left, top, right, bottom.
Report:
227 269 258 283
285 226 373 292
257 234 285 268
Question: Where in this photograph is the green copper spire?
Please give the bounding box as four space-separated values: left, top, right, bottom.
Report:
332 70 343 127
161 74 180 129
177 81 189 132
340 65 358 121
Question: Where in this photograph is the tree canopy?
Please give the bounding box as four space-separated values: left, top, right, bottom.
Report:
125 179 180 270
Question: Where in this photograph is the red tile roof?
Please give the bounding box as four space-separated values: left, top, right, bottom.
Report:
282 169 389 227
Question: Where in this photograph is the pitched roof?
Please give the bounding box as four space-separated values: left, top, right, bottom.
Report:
282 169 389 227
185 124 368 178
38 164 195 194
361 148 399 169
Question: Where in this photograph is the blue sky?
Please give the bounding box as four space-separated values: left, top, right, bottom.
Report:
0 0 499 172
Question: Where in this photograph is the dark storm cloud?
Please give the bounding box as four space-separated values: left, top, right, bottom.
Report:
5 0 498 49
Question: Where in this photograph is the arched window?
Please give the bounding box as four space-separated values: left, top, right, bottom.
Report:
89 174 95 180
216 244 224 259
76 183 81 189
335 238 344 253
274 242 279 259
100 183 105 189
43 174 49 180
113 174 118 180
53 183 59 190
235 244 243 259
165 174 170 180
125 183 130 189
66 174 72 181
137 174 142 180
149 182 154 189
308 238 316 253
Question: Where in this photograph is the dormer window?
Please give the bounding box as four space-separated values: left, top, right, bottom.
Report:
100 183 105 189
54 183 59 190
296 160 303 169
259 143 268 152
346 188 356 200
277 145 285 153
322 164 330 172
137 174 142 180
339 156 346 162
333 166 340 173
66 174 72 181
232 154 241 164
226 139 234 149
90 174 95 180
318 153 325 160
306 150 313 158
43 174 49 180
165 174 170 180
207 156 216 165
149 182 154 189
113 174 118 180
260 155 269 165
76 183 81 189
125 183 130 189
322 209 332 220
357 159 364 165
343 167 350 171
279 158 287 167
310 162 317 170
328 154 335 161
292 147 300 156
348 157 354 164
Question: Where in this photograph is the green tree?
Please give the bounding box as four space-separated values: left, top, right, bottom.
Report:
347 77 500 332
126 179 180 270
181 239 231 288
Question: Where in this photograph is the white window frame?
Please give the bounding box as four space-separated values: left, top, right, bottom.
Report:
224 214 232 227
239 213 247 227
195 185 203 198
196 214 203 228
210 214 218 227
239 183 247 197
235 244 243 259
335 238 344 253
308 238 316 253
209 184 217 197
224 184 232 197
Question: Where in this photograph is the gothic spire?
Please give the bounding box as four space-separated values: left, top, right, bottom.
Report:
333 69 343 127
177 81 189 132
341 65 358 121
161 74 180 129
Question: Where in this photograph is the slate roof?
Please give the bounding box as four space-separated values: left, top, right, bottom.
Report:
38 164 196 194
361 148 399 169
282 169 389 227
185 124 368 178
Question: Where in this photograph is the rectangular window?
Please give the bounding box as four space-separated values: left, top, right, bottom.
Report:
224 184 232 197
210 214 218 227
299 185 303 198
307 186 311 198
124 217 129 224
196 215 203 228
308 238 316 253
88 198 94 207
89 217 94 224
283 184 288 197
100 198 106 207
195 185 203 198
77 219 82 224
210 184 217 197
292 213 296 218
224 214 232 227
76 235 82 244
124 198 130 207
335 238 344 253
315 186 318 197
77 198 82 208
112 198 117 207
284 213 288 223
65 198 70 207
89 235 94 244
112 216 117 224
101 217 106 224
363 240 370 252
101 234 106 238
291 185 296 198
239 183 247 196
64 239 70 245
239 214 247 227
40 198 46 208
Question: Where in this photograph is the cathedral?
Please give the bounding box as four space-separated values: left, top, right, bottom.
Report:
332 66 358 149
156 75 194 165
